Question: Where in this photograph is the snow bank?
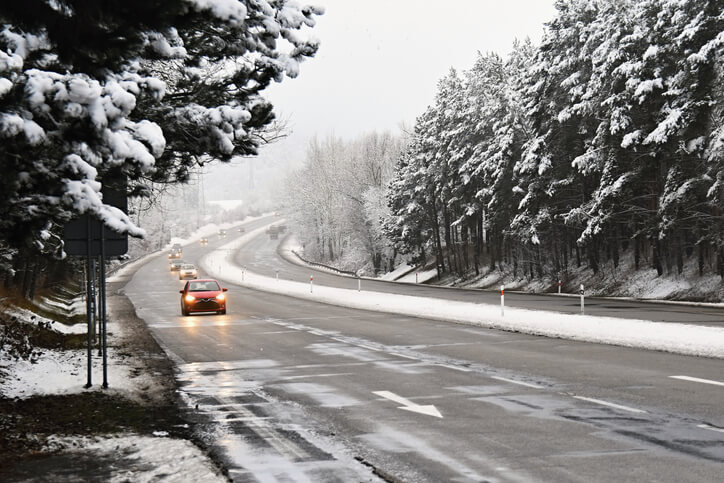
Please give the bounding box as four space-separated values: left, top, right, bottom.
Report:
202 226 724 359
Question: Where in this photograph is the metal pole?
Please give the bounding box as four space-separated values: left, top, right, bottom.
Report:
84 217 92 388
100 224 108 388
500 284 505 317
580 284 585 314
89 258 96 344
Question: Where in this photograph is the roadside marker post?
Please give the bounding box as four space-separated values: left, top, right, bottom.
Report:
416 272 418 284
580 284 585 314
358 277 361 292
310 275 314 293
500 284 505 317
276 269 279 281
558 280 561 294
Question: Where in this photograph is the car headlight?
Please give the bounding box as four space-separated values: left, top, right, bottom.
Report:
185 294 195 303
215 293 225 301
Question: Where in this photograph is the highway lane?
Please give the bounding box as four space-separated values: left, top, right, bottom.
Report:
235 229 724 327
120 226 724 481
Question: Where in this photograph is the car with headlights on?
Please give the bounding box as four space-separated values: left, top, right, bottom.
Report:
170 259 186 271
200 237 208 245
178 263 198 280
180 279 227 315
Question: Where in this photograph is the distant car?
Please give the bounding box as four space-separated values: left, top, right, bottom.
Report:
169 243 182 258
180 279 227 316
237 226 245 233
219 229 227 238
170 259 185 271
278 224 287 234
178 264 198 280
268 225 279 240
200 237 208 245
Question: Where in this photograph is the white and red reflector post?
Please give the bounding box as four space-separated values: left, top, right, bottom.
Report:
580 284 585 314
500 284 505 317
310 275 314 293
558 280 562 294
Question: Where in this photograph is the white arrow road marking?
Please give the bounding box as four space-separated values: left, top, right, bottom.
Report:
670 375 724 387
373 391 443 418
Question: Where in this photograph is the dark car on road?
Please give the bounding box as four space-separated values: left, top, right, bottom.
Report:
180 279 227 315
170 259 186 271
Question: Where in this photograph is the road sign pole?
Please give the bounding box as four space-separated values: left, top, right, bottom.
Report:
100 225 108 388
84 217 92 389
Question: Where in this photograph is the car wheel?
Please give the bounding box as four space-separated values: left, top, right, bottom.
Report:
218 309 226 315
181 305 188 316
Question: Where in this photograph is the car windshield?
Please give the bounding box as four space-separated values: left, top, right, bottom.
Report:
188 281 219 292
182 264 195 270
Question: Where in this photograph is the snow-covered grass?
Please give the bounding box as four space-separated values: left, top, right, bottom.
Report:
422 249 723 302
378 262 415 281
2 304 86 335
202 225 724 359
44 434 225 483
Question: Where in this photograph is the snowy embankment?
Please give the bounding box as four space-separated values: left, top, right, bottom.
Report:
202 224 724 359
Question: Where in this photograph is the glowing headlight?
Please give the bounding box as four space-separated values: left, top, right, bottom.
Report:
185 294 195 303
215 293 225 301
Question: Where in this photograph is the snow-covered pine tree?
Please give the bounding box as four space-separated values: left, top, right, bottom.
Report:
0 0 322 260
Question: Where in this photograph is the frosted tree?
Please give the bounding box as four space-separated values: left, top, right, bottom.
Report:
0 0 323 260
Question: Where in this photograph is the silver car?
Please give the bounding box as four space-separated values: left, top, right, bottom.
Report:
178 264 198 280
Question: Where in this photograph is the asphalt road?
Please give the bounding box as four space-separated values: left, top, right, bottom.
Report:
120 219 724 482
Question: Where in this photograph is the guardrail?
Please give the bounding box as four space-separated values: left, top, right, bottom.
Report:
290 250 359 278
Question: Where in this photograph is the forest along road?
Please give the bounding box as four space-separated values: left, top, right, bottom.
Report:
120 228 724 482
237 231 724 327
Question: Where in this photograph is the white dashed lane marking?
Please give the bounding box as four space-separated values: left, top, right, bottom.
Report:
490 376 543 389
670 375 724 387
573 396 647 414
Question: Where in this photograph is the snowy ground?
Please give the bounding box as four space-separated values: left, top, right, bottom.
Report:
202 224 724 359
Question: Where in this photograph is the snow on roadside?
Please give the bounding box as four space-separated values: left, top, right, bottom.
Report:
379 262 415 281
2 305 86 334
396 267 438 284
45 434 226 483
202 225 724 359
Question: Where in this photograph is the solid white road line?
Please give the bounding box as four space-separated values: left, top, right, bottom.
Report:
697 424 724 433
573 396 647 414
670 375 724 387
437 363 472 372
490 376 543 389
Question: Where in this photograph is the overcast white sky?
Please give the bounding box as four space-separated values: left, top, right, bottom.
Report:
208 0 558 200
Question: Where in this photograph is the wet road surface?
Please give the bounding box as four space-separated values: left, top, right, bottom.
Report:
120 219 724 482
